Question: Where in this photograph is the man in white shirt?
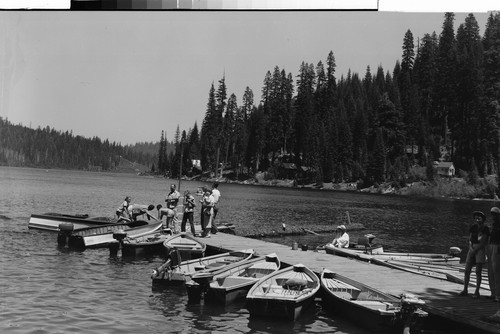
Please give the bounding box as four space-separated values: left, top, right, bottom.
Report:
332 225 349 248
211 182 221 234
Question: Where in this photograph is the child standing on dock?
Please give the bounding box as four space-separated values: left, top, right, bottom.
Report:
459 211 489 298
181 190 196 235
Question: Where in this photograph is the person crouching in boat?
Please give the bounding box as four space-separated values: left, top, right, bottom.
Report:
116 196 132 221
459 210 489 298
332 225 349 248
127 204 155 221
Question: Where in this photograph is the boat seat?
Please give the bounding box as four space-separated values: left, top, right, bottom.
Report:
169 242 198 247
282 278 307 291
243 268 275 278
326 279 361 299
351 300 394 311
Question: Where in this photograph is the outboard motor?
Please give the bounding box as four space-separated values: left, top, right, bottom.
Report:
109 229 128 256
57 222 74 247
449 246 462 256
400 293 428 334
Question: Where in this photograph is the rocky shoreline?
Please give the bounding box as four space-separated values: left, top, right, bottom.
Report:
197 172 499 201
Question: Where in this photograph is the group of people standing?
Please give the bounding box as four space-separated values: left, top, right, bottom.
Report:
460 206 500 302
115 182 221 238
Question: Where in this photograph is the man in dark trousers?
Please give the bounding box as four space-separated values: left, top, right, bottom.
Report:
459 211 489 298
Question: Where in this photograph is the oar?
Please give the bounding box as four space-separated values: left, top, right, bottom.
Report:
302 228 319 235
146 211 160 221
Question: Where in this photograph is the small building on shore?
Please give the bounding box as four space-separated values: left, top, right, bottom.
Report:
435 161 455 177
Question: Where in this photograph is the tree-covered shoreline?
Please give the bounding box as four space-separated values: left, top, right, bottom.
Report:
159 12 499 196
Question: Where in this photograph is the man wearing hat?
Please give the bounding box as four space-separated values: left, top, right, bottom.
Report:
332 225 349 248
459 211 489 298
488 207 500 302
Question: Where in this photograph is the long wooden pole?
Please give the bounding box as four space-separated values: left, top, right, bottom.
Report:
178 144 183 191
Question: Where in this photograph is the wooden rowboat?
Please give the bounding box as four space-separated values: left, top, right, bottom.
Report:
205 253 280 305
29 212 119 232
119 229 173 256
245 263 320 321
65 220 150 248
163 233 207 259
76 221 164 249
325 243 460 264
151 249 255 286
320 269 428 333
188 253 280 304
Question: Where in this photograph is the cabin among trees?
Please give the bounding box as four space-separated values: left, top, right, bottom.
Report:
434 161 455 177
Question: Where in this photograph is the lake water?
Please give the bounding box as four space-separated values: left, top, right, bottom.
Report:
1 167 497 334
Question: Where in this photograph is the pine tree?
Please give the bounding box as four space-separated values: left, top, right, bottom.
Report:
434 12 458 153
455 14 484 173
200 83 218 173
482 12 500 184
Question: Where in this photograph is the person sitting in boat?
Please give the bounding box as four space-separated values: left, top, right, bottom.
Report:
332 225 349 248
127 204 155 221
459 210 490 298
116 196 132 221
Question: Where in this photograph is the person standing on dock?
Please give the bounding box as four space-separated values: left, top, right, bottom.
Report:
488 207 500 302
181 190 196 235
210 182 221 234
459 211 489 298
201 187 215 238
165 184 181 232
332 225 349 248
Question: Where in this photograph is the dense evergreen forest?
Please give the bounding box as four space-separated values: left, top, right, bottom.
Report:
157 12 500 191
0 117 161 171
1 13 499 194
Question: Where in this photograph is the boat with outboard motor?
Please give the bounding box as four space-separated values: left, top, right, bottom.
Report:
245 263 320 321
75 221 164 249
58 219 149 248
151 249 255 286
163 232 207 259
202 253 281 305
320 269 428 333
29 212 121 232
118 228 174 256
324 236 461 264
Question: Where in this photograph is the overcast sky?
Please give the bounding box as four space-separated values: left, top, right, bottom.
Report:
0 8 494 145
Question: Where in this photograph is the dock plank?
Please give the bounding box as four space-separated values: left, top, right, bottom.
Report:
202 232 500 333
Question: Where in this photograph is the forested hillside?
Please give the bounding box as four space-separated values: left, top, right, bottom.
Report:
0 117 159 171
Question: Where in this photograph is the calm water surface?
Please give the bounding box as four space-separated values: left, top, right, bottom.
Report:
0 167 496 333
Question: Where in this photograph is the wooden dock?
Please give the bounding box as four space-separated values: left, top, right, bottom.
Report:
201 232 500 333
